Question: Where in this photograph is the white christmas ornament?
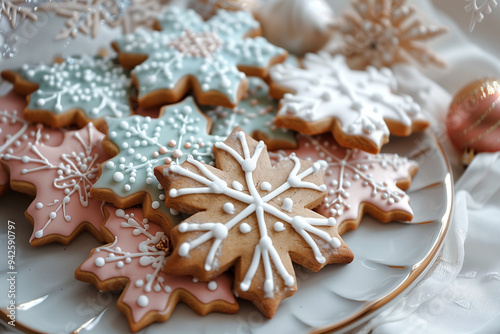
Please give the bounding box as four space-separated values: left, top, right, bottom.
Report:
257 0 335 56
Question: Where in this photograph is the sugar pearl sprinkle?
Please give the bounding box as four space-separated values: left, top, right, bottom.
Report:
114 7 285 103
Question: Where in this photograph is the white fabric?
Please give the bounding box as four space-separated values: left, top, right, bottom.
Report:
361 153 500 333
352 1 500 332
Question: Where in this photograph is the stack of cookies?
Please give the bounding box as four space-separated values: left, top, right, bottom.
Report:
0 4 436 332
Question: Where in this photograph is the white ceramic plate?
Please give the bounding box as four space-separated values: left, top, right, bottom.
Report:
0 130 452 334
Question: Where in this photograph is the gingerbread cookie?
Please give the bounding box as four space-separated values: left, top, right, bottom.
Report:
271 134 418 234
0 90 65 195
1 123 108 246
91 97 223 228
268 52 429 154
112 7 287 108
76 205 238 332
204 77 296 150
2 55 132 130
154 129 353 318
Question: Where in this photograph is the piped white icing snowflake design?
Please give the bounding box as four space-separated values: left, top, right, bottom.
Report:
466 0 498 32
92 97 222 225
1 123 108 245
77 206 237 332
14 55 131 123
113 7 286 106
269 52 427 153
271 134 417 229
204 77 296 149
158 130 353 317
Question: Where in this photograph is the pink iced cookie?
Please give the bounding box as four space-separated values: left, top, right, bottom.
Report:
0 90 64 195
271 134 418 234
2 123 108 246
76 205 238 333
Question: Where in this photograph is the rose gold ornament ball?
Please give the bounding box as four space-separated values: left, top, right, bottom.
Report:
446 79 500 155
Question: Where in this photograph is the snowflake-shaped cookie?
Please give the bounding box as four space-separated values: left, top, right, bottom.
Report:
76 205 238 332
2 55 132 129
204 77 296 150
91 97 223 227
1 123 108 246
336 0 447 69
41 0 166 40
154 130 353 318
271 134 418 234
0 91 65 195
269 52 428 154
112 7 287 108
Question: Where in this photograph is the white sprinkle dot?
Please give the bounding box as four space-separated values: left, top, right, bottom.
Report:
113 172 124 182
137 295 149 307
95 257 105 267
222 202 235 214
239 222 251 234
260 182 271 191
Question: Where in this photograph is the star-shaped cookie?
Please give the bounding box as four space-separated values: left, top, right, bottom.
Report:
1 123 108 245
0 90 64 195
112 7 287 108
77 205 238 332
2 55 132 130
271 133 418 234
154 129 353 317
269 52 429 154
91 97 223 227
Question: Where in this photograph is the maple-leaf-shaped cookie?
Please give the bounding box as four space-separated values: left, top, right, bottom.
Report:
271 134 418 234
154 129 353 318
1 123 109 246
1 55 132 130
92 97 223 227
112 7 287 108
203 77 296 150
335 0 447 69
76 205 238 332
0 90 65 195
269 52 429 154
